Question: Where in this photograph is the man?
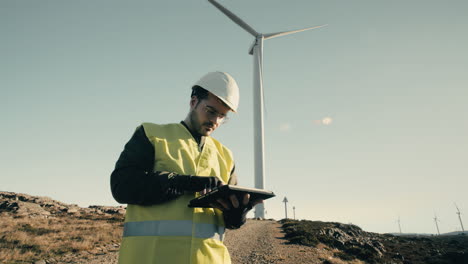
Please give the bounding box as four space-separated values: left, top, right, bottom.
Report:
111 71 260 263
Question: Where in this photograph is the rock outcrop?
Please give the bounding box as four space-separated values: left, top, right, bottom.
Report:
281 219 468 264
0 191 125 218
0 191 125 264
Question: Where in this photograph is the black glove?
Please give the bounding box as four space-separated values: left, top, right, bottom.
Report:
185 175 222 192
223 204 252 229
168 174 222 192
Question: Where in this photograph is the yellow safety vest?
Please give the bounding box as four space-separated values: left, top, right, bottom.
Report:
118 123 234 264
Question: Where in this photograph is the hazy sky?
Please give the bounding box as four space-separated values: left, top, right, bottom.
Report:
1 0 467 234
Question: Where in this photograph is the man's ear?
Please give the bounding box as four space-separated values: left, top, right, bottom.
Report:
190 96 198 110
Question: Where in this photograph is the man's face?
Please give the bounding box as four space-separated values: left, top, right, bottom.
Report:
189 93 231 137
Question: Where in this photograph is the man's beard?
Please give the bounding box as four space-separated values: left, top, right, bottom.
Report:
189 109 215 136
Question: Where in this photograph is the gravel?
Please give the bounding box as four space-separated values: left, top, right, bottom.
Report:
225 220 339 264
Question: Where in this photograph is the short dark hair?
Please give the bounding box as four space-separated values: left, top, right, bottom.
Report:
191 85 209 101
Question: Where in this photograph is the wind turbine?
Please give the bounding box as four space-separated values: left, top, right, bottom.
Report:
208 0 326 219
433 213 441 235
397 216 402 234
455 203 465 232
283 197 289 219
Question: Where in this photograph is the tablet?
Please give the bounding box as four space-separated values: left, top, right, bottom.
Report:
188 185 276 208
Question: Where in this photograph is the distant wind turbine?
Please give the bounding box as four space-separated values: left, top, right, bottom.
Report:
455 203 465 232
208 0 326 219
283 197 289 219
397 216 402 234
433 213 441 235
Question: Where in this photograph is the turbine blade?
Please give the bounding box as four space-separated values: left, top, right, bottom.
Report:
208 0 259 37
264 24 328 40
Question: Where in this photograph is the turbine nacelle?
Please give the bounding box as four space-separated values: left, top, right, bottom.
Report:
247 24 328 55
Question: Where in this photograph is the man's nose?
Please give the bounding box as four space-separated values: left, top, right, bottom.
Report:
208 115 223 124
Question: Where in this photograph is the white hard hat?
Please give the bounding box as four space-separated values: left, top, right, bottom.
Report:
193 71 240 112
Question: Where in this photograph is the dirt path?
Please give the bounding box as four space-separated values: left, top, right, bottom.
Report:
225 220 345 264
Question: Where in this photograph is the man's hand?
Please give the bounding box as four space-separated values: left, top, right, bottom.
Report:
211 193 264 229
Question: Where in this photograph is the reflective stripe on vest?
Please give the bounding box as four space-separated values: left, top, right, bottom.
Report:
123 220 225 241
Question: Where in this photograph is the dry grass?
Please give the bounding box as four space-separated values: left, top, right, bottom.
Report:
0 213 123 264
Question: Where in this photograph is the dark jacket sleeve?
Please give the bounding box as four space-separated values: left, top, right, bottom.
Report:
227 167 237 185
110 126 184 205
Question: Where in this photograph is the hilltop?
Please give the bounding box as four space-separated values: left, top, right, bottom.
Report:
1 191 467 264
0 191 124 264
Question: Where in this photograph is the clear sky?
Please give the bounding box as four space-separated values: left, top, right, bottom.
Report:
1 0 467 234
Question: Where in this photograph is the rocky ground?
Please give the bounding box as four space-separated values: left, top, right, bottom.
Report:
0 191 124 264
0 191 125 217
280 219 468 264
1 191 467 264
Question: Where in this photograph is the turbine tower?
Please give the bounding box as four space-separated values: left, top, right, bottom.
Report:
283 197 289 219
208 0 326 219
397 216 402 234
455 203 465 232
433 214 441 235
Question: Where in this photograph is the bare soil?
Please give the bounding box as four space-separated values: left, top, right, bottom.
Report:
224 220 361 264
